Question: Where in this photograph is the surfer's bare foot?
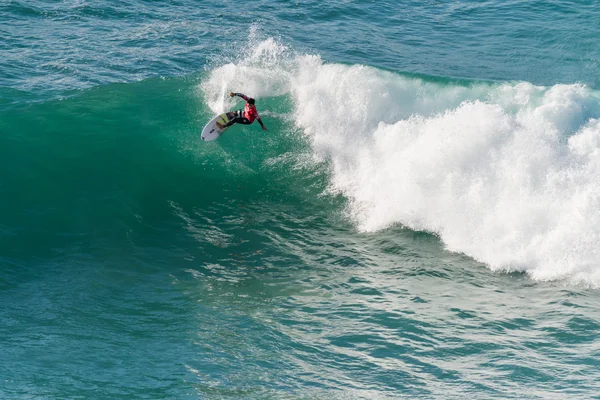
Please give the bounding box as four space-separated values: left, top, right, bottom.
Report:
216 122 224 129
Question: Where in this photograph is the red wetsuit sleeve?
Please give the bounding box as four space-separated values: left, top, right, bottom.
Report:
235 93 249 101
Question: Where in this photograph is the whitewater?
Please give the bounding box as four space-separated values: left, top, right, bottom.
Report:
203 38 600 286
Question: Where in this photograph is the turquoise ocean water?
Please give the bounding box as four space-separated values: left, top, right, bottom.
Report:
2 1 600 398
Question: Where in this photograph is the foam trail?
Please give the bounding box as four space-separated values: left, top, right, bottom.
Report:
202 37 600 285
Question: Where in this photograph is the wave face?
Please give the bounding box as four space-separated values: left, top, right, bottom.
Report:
202 38 600 285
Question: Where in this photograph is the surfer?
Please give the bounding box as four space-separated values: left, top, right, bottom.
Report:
216 92 267 131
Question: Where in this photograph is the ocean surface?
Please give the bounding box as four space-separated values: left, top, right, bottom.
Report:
2 1 600 399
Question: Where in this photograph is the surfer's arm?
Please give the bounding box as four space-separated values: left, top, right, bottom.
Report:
229 92 249 101
257 117 267 131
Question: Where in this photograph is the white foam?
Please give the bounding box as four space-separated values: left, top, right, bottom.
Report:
201 28 293 114
203 37 600 285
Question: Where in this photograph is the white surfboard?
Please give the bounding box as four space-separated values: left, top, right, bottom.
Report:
201 113 232 141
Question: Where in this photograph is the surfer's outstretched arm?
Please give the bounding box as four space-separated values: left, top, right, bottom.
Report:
229 92 249 101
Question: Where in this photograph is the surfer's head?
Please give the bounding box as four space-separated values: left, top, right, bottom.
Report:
248 98 255 105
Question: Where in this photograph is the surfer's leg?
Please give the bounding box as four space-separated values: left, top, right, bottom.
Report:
217 111 240 129
235 118 252 125
221 111 244 128
222 117 239 128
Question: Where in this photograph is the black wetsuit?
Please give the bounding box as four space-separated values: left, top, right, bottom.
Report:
225 110 252 127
